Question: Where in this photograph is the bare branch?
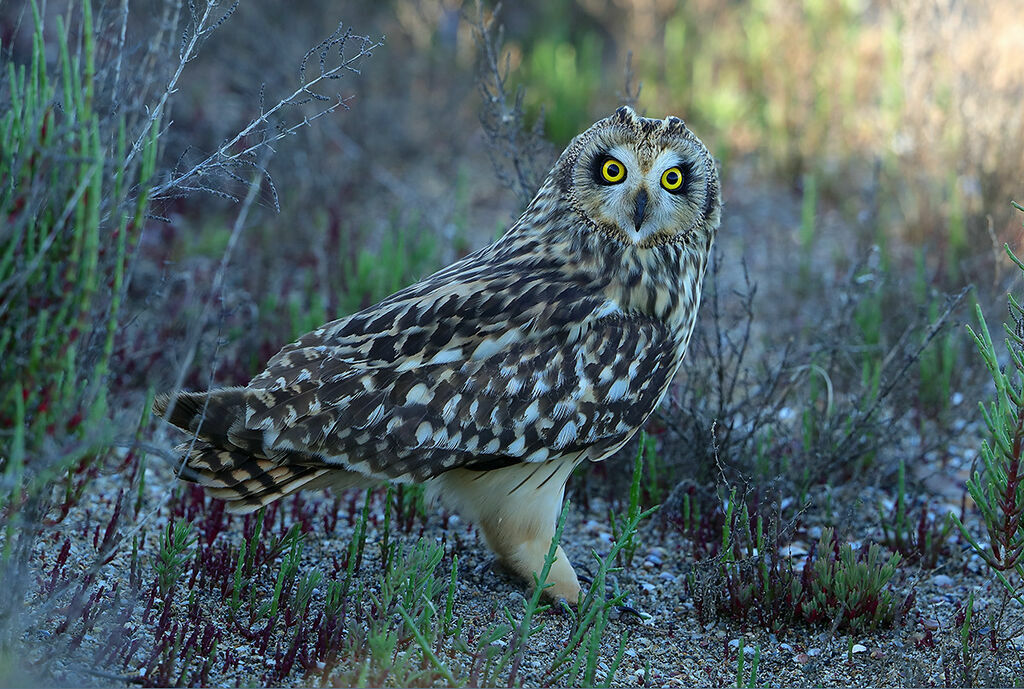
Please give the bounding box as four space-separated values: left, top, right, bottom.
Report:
122 0 221 171
621 51 641 110
149 25 382 202
469 0 553 208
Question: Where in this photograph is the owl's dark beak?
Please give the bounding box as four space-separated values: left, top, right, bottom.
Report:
632 188 649 231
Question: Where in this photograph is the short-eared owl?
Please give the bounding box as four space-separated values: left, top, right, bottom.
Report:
156 106 722 602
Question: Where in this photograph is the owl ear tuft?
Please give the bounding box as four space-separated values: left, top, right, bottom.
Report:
614 106 635 123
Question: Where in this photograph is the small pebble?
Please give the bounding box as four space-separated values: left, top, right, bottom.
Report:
922 618 940 631
851 643 867 654
808 648 821 657
870 648 886 659
930 574 954 588
794 653 810 665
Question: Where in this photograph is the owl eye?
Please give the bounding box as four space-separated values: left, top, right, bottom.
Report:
599 157 627 184
661 166 684 192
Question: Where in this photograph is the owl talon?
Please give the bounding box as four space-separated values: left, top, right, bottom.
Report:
575 572 647 621
549 597 576 617
473 556 497 577
613 603 646 622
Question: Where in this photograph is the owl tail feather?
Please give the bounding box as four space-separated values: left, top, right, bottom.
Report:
180 443 332 514
155 388 374 513
153 387 263 453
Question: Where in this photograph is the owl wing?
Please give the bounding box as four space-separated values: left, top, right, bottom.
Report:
238 275 679 482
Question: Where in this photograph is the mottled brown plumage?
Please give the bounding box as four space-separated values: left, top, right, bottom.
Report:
155 106 722 602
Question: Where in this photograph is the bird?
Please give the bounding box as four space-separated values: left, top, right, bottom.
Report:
155 106 722 603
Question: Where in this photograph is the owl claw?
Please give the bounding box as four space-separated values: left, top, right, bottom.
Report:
613 602 646 622
574 572 647 621
473 556 497 577
550 597 576 617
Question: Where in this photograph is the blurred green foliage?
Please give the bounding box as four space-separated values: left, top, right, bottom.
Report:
0 1 157 532
501 0 1021 276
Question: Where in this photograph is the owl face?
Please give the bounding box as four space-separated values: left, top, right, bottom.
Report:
560 107 721 248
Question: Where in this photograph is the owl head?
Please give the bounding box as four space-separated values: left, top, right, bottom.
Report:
551 106 721 248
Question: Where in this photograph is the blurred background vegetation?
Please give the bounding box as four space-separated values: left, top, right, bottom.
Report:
2 0 1023 685
74 0 1021 393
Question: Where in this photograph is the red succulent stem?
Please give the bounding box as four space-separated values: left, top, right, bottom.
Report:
994 401 1024 570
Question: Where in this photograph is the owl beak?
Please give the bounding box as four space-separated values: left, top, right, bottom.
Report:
632 188 649 231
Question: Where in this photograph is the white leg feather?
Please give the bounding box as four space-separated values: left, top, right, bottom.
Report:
427 454 584 602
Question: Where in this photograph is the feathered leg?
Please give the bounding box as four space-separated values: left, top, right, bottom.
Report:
429 456 583 602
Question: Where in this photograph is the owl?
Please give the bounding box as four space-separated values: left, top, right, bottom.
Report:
155 106 722 603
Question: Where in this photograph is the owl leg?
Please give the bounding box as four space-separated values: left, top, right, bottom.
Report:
482 522 581 604
428 456 583 603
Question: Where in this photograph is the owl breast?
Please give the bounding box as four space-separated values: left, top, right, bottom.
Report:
568 225 714 362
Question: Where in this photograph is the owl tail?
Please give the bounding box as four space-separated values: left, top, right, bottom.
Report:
154 388 348 514
177 444 333 514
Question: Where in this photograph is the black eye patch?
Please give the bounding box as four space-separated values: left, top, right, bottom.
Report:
591 154 625 186
670 159 698 197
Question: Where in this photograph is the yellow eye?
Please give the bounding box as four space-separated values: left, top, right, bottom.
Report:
661 166 684 191
600 158 626 184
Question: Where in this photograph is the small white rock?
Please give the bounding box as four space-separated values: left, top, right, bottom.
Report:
851 644 867 654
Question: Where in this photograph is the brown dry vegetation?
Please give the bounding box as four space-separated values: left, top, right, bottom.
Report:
2 0 1024 686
